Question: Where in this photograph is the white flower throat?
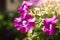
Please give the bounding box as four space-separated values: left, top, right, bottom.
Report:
23 5 27 10
22 20 27 26
50 24 52 29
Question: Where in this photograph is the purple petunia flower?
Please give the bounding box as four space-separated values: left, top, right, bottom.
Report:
42 16 58 37
18 1 32 13
29 0 47 6
14 13 35 34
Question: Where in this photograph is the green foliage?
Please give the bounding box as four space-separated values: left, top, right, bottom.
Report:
10 0 14 3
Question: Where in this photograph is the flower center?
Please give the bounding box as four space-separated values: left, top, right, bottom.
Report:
22 20 27 26
50 24 52 30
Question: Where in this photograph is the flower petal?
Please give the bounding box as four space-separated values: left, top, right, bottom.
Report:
20 27 27 34
18 1 32 13
25 14 34 21
14 17 22 27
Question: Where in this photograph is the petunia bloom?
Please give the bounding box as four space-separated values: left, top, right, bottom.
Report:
18 1 32 13
14 13 35 34
42 16 58 37
29 0 47 6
